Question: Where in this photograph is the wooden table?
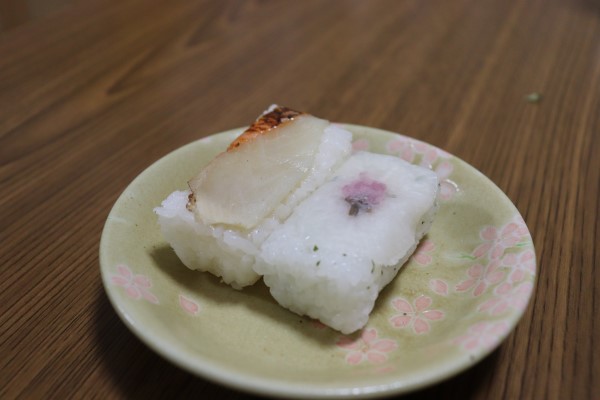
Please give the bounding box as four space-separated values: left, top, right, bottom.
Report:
1 1 598 399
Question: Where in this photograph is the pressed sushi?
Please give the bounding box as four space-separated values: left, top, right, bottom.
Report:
255 152 439 333
155 105 439 332
155 106 352 288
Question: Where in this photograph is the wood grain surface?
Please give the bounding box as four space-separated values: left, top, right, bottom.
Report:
1 0 598 399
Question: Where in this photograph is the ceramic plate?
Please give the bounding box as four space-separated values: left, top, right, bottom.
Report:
99 125 536 398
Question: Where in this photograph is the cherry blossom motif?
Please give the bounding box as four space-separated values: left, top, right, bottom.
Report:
386 138 416 162
342 173 387 216
336 328 398 365
389 295 445 334
433 161 459 200
179 294 200 315
352 139 370 152
472 223 524 260
413 141 441 167
110 264 159 304
511 214 531 238
453 321 509 352
509 281 534 312
412 240 435 266
502 250 536 283
478 281 534 316
455 260 505 297
429 279 449 296
386 137 457 200
387 136 452 165
477 282 512 315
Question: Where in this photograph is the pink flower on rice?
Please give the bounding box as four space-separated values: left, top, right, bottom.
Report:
389 295 445 334
336 328 397 365
342 173 387 216
110 264 159 304
455 260 505 297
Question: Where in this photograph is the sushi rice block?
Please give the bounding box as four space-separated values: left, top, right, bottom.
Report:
155 105 439 333
155 106 352 288
255 152 439 334
154 190 261 288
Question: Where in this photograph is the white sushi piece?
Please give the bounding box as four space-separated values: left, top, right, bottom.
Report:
154 106 352 288
254 151 439 333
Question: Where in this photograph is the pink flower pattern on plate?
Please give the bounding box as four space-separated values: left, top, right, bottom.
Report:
412 240 435 266
511 214 531 238
455 260 505 297
389 295 445 334
352 139 370 152
386 138 416 163
110 264 159 304
453 321 509 352
386 136 457 200
413 141 443 167
385 143 533 360
336 328 398 365
472 223 525 260
179 294 200 315
429 279 450 296
502 250 536 283
508 281 534 312
434 161 458 200
478 281 534 316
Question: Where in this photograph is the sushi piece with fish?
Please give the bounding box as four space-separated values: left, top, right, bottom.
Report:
154 106 352 288
155 105 439 333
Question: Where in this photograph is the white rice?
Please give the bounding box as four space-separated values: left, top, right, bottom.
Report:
154 191 260 289
254 152 439 333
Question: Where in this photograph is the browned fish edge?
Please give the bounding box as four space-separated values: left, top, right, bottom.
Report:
226 106 305 151
187 106 305 211
186 192 196 212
